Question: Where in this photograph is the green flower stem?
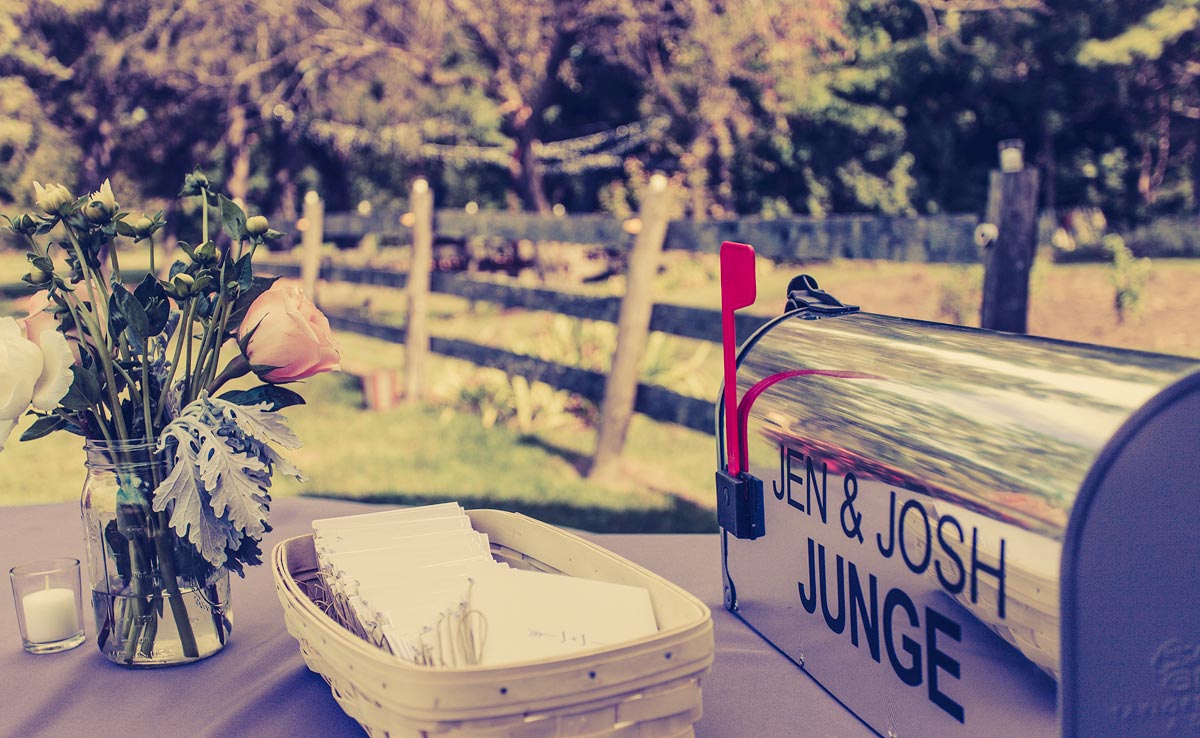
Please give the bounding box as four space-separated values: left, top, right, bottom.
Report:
141 360 154 439
157 298 194 426
147 233 156 278
60 282 129 441
207 264 238 391
58 226 130 441
199 273 235 395
107 241 122 285
85 408 116 446
121 536 149 663
137 603 158 658
61 224 112 334
183 310 198 403
190 318 217 404
149 510 200 658
206 354 250 395
201 187 209 246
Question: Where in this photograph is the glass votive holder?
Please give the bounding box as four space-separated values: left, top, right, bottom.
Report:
9 558 86 654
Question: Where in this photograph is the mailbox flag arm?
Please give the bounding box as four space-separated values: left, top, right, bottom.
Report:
734 370 880 473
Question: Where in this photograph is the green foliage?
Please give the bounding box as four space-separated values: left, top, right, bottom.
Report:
1077 1 1200 66
1105 234 1152 322
936 265 983 325
0 0 1196 231
1121 217 1200 258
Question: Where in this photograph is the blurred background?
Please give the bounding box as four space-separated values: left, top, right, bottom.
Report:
1 0 1197 529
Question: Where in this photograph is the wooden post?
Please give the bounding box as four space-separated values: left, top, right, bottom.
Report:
404 178 434 403
356 200 379 258
300 190 324 303
589 174 672 480
981 142 1040 333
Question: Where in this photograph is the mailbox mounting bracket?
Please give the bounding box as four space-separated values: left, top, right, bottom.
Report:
785 274 859 318
715 468 765 540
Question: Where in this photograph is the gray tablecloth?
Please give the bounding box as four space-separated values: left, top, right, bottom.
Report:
1 498 872 738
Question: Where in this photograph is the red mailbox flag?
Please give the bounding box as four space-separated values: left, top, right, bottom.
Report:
720 241 756 475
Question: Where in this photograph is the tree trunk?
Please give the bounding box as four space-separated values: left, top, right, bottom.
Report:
512 129 551 213
226 105 252 204
1040 117 1056 213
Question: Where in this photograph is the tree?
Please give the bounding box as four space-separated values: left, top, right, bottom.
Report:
1077 0 1200 211
0 0 84 205
602 0 849 218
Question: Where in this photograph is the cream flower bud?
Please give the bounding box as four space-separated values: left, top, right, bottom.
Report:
194 240 218 263
171 273 195 297
33 181 73 215
133 215 154 238
246 215 269 236
83 179 119 223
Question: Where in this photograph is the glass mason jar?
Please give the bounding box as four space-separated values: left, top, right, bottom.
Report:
80 439 232 666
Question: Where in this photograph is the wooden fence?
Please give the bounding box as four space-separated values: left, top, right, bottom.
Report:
271 178 990 476
320 206 980 263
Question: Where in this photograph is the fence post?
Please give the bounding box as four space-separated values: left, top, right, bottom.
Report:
980 140 1040 333
356 200 379 258
300 190 324 303
404 178 434 403
590 173 672 480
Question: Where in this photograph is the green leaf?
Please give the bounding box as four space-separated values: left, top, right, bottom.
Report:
218 385 305 411
168 259 188 279
233 253 254 292
27 253 53 273
177 240 197 261
134 273 170 335
111 284 151 338
19 414 67 441
195 292 214 319
219 195 247 243
263 229 286 240
60 365 102 411
113 219 136 237
227 275 279 328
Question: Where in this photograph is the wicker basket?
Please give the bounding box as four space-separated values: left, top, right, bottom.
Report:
273 509 714 738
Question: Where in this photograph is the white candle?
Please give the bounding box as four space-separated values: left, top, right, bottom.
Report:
22 588 80 643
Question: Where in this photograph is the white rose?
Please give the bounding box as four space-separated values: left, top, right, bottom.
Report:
27 327 74 411
0 317 72 452
0 317 43 452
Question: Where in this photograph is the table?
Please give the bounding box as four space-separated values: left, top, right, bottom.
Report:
1 498 874 738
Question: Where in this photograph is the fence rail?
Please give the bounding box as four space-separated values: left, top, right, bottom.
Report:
263 260 773 343
321 207 980 263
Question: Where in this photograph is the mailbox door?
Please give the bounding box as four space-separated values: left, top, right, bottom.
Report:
1062 373 1200 738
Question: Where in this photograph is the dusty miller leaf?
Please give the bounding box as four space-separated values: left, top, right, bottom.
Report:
151 419 239 567
196 431 271 539
214 398 301 450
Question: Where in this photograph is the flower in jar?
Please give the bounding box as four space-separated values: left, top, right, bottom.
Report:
0 316 72 452
33 181 73 216
237 281 342 383
82 179 119 223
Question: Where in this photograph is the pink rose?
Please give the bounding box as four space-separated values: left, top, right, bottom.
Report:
19 292 58 343
20 293 83 363
237 282 342 383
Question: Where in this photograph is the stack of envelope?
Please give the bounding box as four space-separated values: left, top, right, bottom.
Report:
313 504 659 667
